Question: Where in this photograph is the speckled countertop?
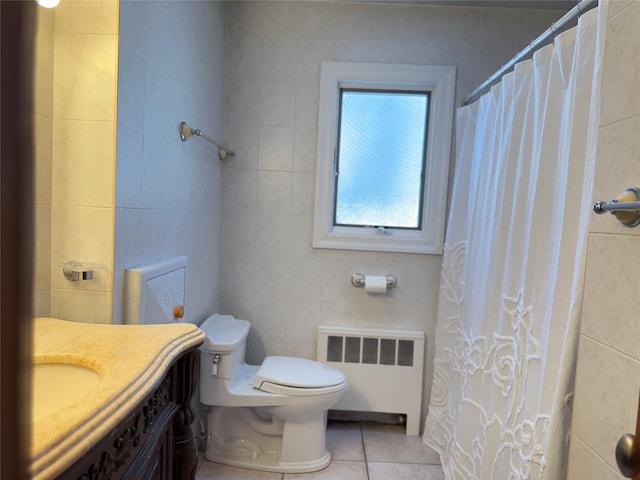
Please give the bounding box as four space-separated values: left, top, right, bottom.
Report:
30 317 204 480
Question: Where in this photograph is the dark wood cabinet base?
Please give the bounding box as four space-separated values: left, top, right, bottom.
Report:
59 347 201 480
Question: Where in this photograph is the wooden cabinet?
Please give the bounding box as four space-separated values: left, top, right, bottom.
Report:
58 346 200 480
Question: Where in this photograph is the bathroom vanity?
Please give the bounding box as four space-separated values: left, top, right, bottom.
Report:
58 347 200 480
30 318 204 480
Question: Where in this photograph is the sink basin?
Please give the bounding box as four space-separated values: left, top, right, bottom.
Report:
31 363 102 422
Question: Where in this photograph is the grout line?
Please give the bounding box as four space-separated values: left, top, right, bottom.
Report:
361 423 370 480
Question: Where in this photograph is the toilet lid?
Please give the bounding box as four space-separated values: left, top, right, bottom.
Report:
252 356 346 392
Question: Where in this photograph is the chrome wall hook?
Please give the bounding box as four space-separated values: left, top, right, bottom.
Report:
61 261 106 281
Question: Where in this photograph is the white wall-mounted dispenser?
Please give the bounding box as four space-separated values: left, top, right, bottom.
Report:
124 256 187 325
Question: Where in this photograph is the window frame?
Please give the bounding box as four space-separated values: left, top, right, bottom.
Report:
312 62 456 255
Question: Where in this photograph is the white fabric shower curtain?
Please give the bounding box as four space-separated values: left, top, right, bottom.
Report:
423 8 603 480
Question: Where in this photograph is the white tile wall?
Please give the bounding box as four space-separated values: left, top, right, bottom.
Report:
112 0 226 326
54 0 118 34
53 33 117 122
599 0 640 128
568 1 640 478
572 333 640 470
34 0 226 326
52 119 115 207
34 9 54 120
220 1 562 429
33 6 54 317
47 0 118 324
567 436 621 480
581 235 640 360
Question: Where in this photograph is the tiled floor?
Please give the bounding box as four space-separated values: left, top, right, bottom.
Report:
195 422 445 480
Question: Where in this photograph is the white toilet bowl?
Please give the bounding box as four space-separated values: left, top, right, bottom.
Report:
198 314 347 473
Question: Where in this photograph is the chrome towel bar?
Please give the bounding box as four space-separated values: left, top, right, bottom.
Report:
179 121 235 160
593 187 640 227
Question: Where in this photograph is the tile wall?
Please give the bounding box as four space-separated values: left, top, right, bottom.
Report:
33 7 55 317
219 1 562 428
34 1 119 324
112 1 226 325
568 1 640 478
34 0 226 326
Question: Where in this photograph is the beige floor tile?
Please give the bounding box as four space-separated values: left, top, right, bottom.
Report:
196 459 284 480
362 423 441 464
195 423 443 480
284 460 368 480
368 462 445 480
326 421 365 461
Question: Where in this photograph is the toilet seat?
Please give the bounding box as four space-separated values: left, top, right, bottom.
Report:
257 380 347 396
252 356 346 396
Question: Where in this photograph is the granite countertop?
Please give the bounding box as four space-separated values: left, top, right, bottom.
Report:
30 317 204 480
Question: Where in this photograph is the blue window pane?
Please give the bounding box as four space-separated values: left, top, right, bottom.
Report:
335 90 428 229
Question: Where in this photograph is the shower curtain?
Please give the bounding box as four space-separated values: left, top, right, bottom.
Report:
423 8 603 480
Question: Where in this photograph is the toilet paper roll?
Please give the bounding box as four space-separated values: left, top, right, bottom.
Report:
364 275 387 294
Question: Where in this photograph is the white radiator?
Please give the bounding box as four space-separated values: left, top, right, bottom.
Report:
316 325 425 436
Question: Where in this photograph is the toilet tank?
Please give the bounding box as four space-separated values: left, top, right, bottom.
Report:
199 314 250 381
200 314 250 352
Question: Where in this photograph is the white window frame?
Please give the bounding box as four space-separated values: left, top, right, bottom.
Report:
312 62 456 255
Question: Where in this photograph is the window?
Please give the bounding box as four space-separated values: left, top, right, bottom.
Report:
313 62 456 254
335 89 429 229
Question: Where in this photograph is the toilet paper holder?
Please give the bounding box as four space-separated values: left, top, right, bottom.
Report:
351 273 398 289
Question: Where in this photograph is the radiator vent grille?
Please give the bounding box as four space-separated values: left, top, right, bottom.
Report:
317 325 425 436
326 335 414 366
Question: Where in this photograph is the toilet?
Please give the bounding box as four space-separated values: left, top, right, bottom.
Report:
198 314 348 473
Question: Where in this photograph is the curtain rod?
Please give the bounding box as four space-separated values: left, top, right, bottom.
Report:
462 0 598 106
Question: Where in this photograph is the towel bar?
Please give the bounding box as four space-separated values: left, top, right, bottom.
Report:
593 187 640 227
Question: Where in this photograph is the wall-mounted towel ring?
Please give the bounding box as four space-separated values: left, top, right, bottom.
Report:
179 121 235 161
593 187 640 227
